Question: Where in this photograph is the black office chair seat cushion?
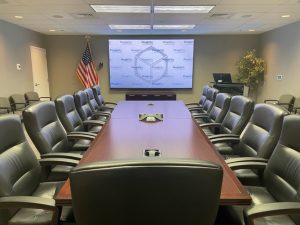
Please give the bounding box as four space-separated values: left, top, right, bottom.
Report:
234 169 261 186
72 139 91 151
202 127 215 136
8 181 64 225
195 118 205 124
225 186 296 225
214 143 234 155
49 165 73 181
86 125 101 134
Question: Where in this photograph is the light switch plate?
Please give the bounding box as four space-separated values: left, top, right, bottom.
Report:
276 74 284 80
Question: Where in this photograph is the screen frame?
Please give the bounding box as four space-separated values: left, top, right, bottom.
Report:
108 39 195 90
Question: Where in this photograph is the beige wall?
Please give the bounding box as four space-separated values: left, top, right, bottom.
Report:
45 35 259 102
0 20 44 97
258 21 300 102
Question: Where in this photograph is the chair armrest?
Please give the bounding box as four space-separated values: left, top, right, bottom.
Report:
264 99 279 104
209 134 240 140
39 96 52 100
83 120 105 127
189 106 203 111
92 111 111 117
39 158 79 167
0 196 59 225
244 202 300 225
226 157 268 164
210 136 240 144
67 133 95 141
104 101 117 106
186 103 199 107
101 106 114 111
70 131 97 137
41 152 82 160
193 113 209 119
228 161 267 171
199 123 222 128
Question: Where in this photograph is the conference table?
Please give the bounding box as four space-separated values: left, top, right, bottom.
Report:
55 100 251 206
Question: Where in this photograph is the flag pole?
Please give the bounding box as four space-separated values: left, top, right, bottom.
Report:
84 35 99 85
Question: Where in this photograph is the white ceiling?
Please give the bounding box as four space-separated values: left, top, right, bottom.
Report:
1 0 300 35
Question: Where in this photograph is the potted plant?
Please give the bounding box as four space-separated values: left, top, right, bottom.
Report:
235 49 265 98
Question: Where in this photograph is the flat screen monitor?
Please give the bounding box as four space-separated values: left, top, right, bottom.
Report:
213 73 232 83
109 39 194 89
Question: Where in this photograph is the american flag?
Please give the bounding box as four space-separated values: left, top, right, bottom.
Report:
76 44 99 88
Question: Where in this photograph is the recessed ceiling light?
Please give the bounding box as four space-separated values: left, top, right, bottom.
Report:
90 5 151 13
248 29 255 32
281 14 291 18
153 25 195 29
14 15 23 19
109 25 151 29
154 5 215 13
49 29 56 32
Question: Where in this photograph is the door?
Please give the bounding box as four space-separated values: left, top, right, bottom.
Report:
30 46 50 97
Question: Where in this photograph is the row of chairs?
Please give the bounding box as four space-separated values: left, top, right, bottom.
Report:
0 91 51 114
0 84 118 224
187 85 300 225
264 94 300 113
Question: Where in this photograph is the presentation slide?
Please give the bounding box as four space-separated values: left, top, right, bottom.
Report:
109 39 194 89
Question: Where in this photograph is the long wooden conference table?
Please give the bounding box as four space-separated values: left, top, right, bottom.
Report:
55 100 251 206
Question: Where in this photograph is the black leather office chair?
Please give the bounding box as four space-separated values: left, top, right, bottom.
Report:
225 115 300 225
194 93 231 124
23 101 95 181
70 160 223 225
84 87 112 114
55 94 104 134
0 97 12 114
24 91 51 105
9 94 28 113
74 90 109 129
92 84 117 110
0 115 76 225
264 94 295 112
292 97 300 114
200 95 254 137
186 84 210 109
211 103 287 185
189 87 219 116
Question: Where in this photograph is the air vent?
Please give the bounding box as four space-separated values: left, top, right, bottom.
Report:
74 13 94 18
210 13 231 19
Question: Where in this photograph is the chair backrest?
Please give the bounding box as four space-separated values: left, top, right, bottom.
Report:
278 94 295 112
0 97 11 114
0 115 41 223
220 96 254 135
292 97 300 114
70 160 223 225
199 85 210 106
208 93 231 123
202 88 219 113
235 103 287 158
55 95 84 133
24 91 40 104
23 101 70 154
263 115 300 224
84 88 100 111
74 90 94 121
92 85 105 107
9 94 27 110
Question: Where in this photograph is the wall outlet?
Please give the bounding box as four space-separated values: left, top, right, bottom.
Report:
16 64 21 71
276 74 284 80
